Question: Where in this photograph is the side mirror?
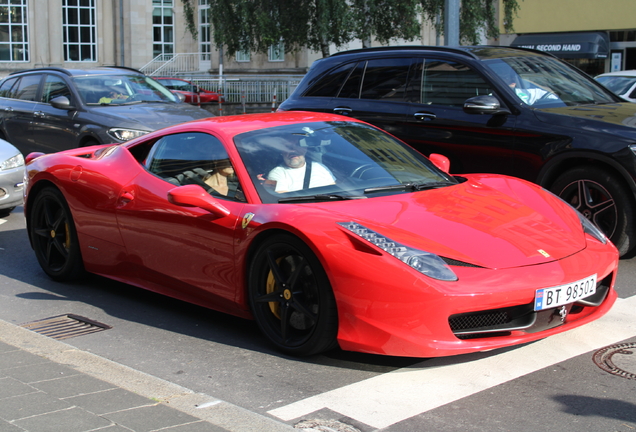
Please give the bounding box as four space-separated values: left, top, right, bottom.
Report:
50 96 76 110
171 91 187 102
168 185 230 217
463 95 511 115
429 153 450 173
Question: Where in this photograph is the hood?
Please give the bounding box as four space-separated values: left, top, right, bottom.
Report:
87 103 212 130
311 175 586 270
534 102 636 140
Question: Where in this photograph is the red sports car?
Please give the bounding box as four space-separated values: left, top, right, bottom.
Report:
23 112 618 357
155 77 220 105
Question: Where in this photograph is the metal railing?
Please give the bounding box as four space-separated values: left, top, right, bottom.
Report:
140 53 203 76
184 76 304 104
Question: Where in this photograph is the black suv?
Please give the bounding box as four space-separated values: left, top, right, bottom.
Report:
279 46 636 256
0 67 211 155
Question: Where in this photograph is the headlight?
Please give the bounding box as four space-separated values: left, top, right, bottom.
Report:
107 128 149 141
1 153 24 170
577 211 608 244
338 222 458 281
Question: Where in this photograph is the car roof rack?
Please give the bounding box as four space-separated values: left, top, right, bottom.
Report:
329 45 481 60
9 67 72 76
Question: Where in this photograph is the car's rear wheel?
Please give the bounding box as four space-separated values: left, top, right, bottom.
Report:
551 166 635 255
30 187 85 281
248 234 338 356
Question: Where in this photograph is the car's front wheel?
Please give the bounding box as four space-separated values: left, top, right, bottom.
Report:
248 234 338 356
551 166 635 255
29 187 85 281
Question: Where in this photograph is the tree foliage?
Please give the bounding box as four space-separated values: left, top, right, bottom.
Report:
181 0 521 58
420 0 521 45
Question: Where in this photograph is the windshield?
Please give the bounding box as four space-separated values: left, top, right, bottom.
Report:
73 74 179 105
234 121 456 204
484 56 617 108
596 75 636 96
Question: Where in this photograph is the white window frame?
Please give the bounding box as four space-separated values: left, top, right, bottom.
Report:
268 40 285 62
62 0 97 62
236 50 250 62
153 0 174 58
198 0 210 61
0 0 29 62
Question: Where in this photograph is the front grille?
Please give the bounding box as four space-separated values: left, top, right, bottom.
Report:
449 310 510 331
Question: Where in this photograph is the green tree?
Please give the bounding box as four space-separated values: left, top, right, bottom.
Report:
350 0 421 48
420 0 521 45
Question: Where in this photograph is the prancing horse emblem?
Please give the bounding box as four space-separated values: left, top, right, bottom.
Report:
557 306 568 322
242 212 255 229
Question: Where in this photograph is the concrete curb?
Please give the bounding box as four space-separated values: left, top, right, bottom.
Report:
0 317 294 432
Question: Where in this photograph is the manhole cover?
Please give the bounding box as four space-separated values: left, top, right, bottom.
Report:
593 342 636 380
295 419 361 432
20 314 111 340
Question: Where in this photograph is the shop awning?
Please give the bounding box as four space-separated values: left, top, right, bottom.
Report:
511 32 609 59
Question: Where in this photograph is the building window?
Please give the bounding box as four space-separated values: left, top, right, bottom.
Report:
268 41 284 62
63 0 96 62
236 50 250 62
153 0 174 58
0 0 29 62
198 0 210 61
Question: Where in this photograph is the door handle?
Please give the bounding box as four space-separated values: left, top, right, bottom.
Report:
414 112 436 121
118 190 135 207
4 107 13 112
333 107 352 116
34 111 45 118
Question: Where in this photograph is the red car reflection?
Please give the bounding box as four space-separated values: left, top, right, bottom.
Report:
156 77 220 105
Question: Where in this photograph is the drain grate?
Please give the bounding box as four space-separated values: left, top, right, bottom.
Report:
593 342 636 380
20 314 111 340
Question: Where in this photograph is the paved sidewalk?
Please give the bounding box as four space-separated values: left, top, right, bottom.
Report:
0 319 294 432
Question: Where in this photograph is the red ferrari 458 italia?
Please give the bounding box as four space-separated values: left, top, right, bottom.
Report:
23 112 618 357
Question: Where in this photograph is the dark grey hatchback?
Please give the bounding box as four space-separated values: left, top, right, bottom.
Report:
279 46 636 256
0 67 211 155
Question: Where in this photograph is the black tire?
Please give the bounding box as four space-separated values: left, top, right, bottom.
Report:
29 187 85 281
550 166 635 256
248 234 338 356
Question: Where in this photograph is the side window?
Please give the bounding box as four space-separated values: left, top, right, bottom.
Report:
0 77 19 98
337 61 365 99
41 75 72 103
145 132 244 201
360 58 411 101
304 62 356 97
406 59 492 107
13 74 41 101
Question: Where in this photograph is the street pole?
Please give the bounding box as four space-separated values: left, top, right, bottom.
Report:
444 0 460 46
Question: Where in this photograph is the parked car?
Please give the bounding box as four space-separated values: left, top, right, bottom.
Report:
0 138 24 216
279 46 636 256
0 67 212 155
24 111 618 357
156 77 220 105
595 70 636 103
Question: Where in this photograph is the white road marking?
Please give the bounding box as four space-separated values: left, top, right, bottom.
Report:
269 296 636 429
0 219 6 225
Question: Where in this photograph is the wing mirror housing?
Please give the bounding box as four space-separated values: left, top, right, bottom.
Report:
50 96 76 110
429 153 450 173
168 185 230 217
463 95 511 115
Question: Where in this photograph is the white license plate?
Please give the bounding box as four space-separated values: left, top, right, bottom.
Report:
534 274 597 311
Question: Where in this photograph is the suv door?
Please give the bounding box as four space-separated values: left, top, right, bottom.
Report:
401 57 517 175
31 74 83 153
0 74 41 152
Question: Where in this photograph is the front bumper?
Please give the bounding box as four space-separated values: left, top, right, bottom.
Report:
0 166 25 210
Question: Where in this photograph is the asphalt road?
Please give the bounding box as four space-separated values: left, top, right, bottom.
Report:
1 206 635 432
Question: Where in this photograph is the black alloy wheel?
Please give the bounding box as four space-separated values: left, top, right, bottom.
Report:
30 187 85 281
551 166 635 256
248 234 338 356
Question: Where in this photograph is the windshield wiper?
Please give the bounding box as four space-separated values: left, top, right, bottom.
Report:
278 194 367 203
364 181 452 194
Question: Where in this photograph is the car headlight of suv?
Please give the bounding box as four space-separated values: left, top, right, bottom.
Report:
338 222 458 281
107 128 149 142
1 153 24 170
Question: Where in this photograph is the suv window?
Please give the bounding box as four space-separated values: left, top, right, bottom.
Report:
0 77 18 98
406 59 492 106
338 62 365 99
41 75 72 103
304 62 356 97
360 58 411 101
13 75 41 101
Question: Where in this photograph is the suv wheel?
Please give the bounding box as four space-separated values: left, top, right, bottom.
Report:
550 166 635 255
